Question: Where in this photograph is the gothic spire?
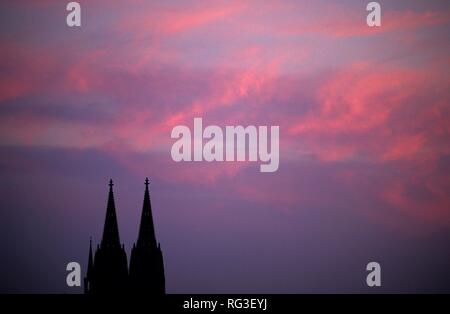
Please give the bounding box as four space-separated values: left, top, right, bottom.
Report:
101 179 121 248
136 178 157 248
87 237 93 278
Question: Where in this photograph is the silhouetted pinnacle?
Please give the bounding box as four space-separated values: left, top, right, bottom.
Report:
137 177 157 248
87 237 93 278
101 179 121 249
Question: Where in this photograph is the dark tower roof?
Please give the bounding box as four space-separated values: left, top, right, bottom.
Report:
136 178 157 248
101 179 121 249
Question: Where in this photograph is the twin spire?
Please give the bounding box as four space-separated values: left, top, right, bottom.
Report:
85 178 165 294
101 178 156 249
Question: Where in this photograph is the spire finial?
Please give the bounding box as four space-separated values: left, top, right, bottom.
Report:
102 178 121 248
136 177 156 248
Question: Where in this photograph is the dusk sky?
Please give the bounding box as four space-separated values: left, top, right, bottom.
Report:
0 0 449 293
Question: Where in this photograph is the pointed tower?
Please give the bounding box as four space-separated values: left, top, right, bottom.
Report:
101 180 121 249
129 178 165 294
85 179 128 294
84 238 94 294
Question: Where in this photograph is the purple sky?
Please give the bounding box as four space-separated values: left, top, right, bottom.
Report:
0 0 449 293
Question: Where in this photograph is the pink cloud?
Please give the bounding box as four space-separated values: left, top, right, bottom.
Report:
1 0 449 232
117 1 247 37
288 61 449 163
279 8 450 38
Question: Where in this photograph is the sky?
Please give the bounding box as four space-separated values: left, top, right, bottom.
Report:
0 0 449 293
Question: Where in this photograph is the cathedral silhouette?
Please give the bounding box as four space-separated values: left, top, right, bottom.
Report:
84 178 165 294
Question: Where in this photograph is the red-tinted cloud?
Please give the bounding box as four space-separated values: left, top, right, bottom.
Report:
1 0 449 231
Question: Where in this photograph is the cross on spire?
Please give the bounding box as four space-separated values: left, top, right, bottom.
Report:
136 177 156 248
102 179 121 248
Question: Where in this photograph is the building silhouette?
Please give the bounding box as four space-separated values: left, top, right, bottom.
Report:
129 178 165 294
84 179 165 294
